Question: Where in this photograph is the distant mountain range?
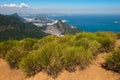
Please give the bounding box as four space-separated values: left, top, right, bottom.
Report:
0 13 81 41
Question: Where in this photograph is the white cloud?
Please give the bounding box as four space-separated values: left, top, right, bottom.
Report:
19 3 29 8
1 4 18 7
0 3 29 8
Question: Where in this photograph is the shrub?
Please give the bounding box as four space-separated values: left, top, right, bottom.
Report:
19 53 42 76
95 32 116 52
19 38 38 51
103 50 120 73
19 42 66 77
36 42 66 78
75 47 93 69
1 32 117 78
57 34 75 46
5 48 29 68
62 46 93 71
33 35 59 50
75 38 101 54
0 40 18 58
75 32 97 40
61 46 78 71
116 32 120 39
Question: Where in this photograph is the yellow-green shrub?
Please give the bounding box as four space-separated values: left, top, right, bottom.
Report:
20 42 67 77
0 40 18 58
19 38 38 51
103 50 120 73
19 53 42 76
5 48 29 68
95 32 116 52
61 46 93 71
75 32 98 40
57 34 75 46
116 32 120 39
33 35 59 50
75 38 101 52
0 32 117 78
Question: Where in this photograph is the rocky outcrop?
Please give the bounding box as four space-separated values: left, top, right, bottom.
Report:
44 20 81 36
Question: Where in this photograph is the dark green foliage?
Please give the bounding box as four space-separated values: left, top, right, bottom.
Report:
0 13 48 41
103 50 120 73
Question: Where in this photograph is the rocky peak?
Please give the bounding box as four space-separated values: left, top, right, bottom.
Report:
11 13 19 18
44 19 81 36
57 20 63 24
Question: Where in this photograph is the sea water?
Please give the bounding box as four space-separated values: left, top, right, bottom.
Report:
50 14 120 32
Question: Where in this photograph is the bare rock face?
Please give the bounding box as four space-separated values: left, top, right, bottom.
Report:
44 20 81 36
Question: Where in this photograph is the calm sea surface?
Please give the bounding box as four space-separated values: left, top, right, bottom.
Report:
50 15 120 32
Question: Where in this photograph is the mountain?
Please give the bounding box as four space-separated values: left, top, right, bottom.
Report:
0 13 48 41
44 20 81 36
0 13 81 41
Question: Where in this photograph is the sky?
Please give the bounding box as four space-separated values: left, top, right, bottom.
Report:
0 0 120 14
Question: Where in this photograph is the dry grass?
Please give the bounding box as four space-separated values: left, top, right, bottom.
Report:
115 39 120 50
0 58 26 80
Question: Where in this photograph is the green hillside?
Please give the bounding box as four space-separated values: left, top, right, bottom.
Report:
0 13 48 41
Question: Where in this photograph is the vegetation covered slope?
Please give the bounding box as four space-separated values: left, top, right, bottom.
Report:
0 13 48 41
0 32 119 78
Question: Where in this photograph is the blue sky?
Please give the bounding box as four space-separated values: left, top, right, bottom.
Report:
0 0 120 8
0 0 120 14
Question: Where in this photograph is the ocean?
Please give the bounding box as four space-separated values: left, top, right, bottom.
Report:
50 14 120 32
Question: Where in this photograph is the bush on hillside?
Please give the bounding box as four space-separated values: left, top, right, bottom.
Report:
0 40 18 58
75 32 116 52
75 38 101 54
5 48 29 68
61 46 93 71
20 42 66 78
19 40 101 77
95 32 116 52
103 50 120 73
0 32 117 78
116 32 120 39
75 32 98 40
19 38 38 51
33 35 59 50
19 53 42 76
57 34 75 46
